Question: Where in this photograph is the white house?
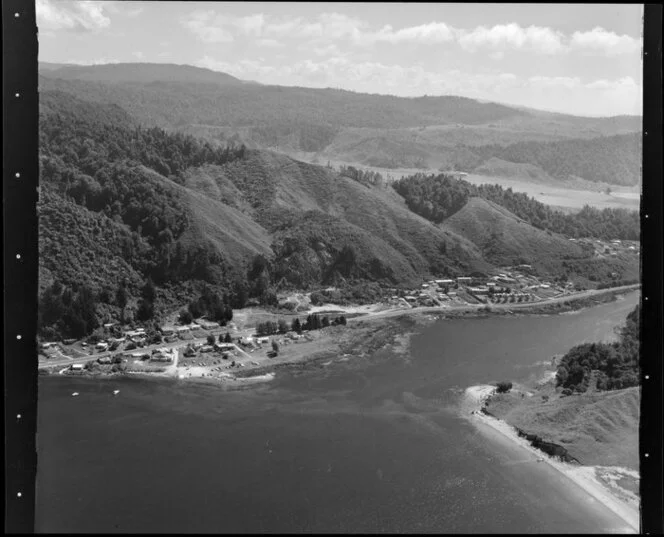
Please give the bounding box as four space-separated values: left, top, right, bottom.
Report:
198 320 220 330
468 287 489 295
125 329 146 339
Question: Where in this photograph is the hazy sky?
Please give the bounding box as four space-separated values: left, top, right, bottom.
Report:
37 1 643 116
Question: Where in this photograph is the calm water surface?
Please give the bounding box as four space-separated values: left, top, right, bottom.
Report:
36 293 639 533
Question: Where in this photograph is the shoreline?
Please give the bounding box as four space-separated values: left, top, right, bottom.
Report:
41 287 638 386
464 385 640 533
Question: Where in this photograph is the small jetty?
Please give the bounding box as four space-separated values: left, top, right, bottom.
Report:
71 392 79 397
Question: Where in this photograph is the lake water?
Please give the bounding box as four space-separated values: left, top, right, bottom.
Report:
36 293 639 533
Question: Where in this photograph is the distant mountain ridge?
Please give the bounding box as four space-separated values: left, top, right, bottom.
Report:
39 62 642 185
39 62 249 86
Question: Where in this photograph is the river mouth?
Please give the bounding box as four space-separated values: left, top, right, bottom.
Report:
36 293 639 533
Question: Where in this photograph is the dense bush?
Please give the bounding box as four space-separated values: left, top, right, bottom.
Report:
556 304 640 393
188 286 233 325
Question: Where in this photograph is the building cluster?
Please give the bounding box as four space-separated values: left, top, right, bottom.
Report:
570 238 640 259
385 265 572 308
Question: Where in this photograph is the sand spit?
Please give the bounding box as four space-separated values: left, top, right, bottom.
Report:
463 385 639 533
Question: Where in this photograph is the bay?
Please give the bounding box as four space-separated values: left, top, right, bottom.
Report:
36 292 639 533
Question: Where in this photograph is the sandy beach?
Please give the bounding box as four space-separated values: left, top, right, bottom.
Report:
464 385 640 533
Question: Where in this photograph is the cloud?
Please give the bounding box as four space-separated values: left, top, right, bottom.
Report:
36 0 112 32
194 55 522 97
125 6 144 18
570 27 641 56
263 12 365 41
63 57 121 65
196 56 278 78
182 10 234 43
368 22 457 45
256 38 283 48
312 44 342 57
106 3 143 18
232 13 265 36
458 23 565 54
182 9 641 60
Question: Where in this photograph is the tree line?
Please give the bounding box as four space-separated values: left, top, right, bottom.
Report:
256 314 347 336
556 304 639 393
392 173 639 241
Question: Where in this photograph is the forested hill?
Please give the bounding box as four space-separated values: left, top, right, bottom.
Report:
459 133 642 186
39 72 527 129
39 89 494 340
393 173 640 240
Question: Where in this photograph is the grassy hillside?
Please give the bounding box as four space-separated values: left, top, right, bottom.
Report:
442 197 584 268
183 151 490 286
487 387 640 470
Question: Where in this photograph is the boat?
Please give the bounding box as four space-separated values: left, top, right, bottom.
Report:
112 390 120 396
71 392 79 397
